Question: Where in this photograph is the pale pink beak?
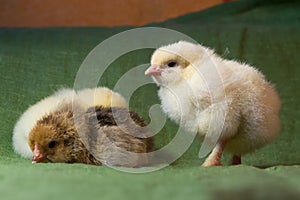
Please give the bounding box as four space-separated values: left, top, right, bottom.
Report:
32 144 45 163
145 64 162 76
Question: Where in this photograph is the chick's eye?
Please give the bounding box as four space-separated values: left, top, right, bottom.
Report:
48 141 56 149
167 61 177 67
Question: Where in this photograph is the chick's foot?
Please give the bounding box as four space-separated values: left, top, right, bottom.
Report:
201 141 224 167
231 155 241 165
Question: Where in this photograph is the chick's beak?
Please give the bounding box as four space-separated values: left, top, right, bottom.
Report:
32 144 46 163
145 64 162 76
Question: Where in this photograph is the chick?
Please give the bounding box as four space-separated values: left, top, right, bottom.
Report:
145 41 281 166
13 88 75 159
13 87 127 159
28 104 154 167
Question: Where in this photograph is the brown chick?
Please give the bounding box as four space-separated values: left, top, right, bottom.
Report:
13 86 127 160
28 105 154 167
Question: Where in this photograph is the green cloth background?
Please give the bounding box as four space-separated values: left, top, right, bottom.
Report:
0 0 299 199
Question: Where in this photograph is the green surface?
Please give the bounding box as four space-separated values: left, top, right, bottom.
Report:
0 0 299 199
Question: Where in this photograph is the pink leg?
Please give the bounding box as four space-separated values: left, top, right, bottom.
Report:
231 155 241 165
202 141 225 167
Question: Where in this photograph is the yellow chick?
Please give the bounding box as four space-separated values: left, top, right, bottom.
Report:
145 41 281 166
13 87 127 159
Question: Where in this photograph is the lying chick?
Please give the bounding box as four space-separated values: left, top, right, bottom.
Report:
13 87 127 159
145 41 281 166
28 105 154 167
13 88 75 159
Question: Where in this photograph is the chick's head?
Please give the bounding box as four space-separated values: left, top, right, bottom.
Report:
145 41 211 86
28 111 81 164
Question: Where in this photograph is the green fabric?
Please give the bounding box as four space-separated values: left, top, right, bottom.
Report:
0 0 299 199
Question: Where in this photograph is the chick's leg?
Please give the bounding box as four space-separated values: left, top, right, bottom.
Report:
231 155 241 165
202 141 225 167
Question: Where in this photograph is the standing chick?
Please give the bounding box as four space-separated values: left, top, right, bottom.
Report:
28 104 154 167
13 87 127 159
145 41 281 166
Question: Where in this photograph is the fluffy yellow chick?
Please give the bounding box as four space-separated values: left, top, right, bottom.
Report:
145 41 281 166
13 87 127 159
